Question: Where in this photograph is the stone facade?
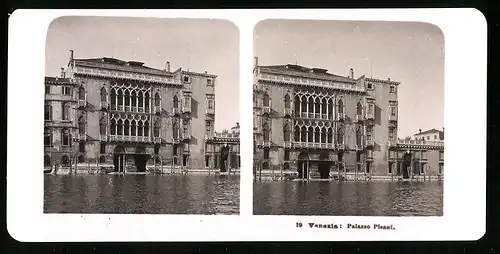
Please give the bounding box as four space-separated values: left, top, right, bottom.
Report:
252 57 444 180
44 49 221 173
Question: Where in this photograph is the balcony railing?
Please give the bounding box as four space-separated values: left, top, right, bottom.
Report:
389 115 398 121
78 99 87 108
172 108 180 115
397 139 444 147
337 112 345 121
45 94 73 101
181 131 191 140
117 105 124 111
388 139 397 147
355 144 364 150
100 101 108 109
283 141 292 148
153 137 162 143
366 139 375 147
366 154 374 161
300 112 308 118
356 114 364 121
336 143 345 150
45 146 74 153
292 142 335 149
263 106 271 114
365 112 375 120
76 133 86 141
206 107 215 115
100 134 108 141
154 105 162 114
182 106 191 113
109 135 152 142
284 108 292 116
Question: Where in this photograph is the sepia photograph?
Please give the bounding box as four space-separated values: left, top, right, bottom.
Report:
253 19 445 216
43 16 240 214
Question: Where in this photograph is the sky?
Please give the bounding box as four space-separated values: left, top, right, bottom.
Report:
254 20 445 138
45 16 239 131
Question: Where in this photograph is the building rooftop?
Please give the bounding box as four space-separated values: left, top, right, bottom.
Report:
74 57 175 77
258 64 357 83
414 128 445 140
44 76 75 85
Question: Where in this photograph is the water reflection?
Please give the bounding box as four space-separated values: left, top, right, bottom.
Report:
254 181 443 216
44 175 240 215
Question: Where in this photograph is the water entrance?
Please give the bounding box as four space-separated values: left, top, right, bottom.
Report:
220 146 229 172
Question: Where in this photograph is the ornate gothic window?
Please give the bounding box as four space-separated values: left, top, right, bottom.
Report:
100 87 107 102
284 94 291 109
62 128 71 146
155 92 161 107
338 99 344 114
78 116 85 135
78 86 86 100
357 102 363 115
173 95 179 109
283 123 290 142
263 93 270 107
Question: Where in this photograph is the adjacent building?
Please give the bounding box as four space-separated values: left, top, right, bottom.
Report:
206 123 241 172
252 57 444 180
44 49 237 173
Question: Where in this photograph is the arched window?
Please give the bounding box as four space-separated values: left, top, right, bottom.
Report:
138 121 143 136
155 92 161 107
124 119 130 136
117 119 123 135
138 91 144 109
99 117 107 135
283 123 290 142
62 102 70 121
356 126 362 146
173 95 179 109
117 89 123 106
154 121 161 137
144 120 150 137
61 155 70 166
62 128 71 146
314 98 320 115
263 122 270 141
78 155 85 163
99 156 106 164
131 91 137 108
125 90 130 107
321 98 327 115
284 94 291 109
294 95 301 116
100 87 107 102
314 126 320 143
44 155 51 166
44 127 52 146
300 126 307 142
327 128 333 143
131 120 137 136
327 98 334 119
263 93 270 107
110 119 116 135
320 127 326 143
307 126 313 143
338 99 344 114
357 101 363 115
307 97 314 114
301 96 307 113
145 92 150 111
78 116 85 135
294 125 300 141
173 122 179 139
337 127 344 144
78 86 86 100
110 89 116 108
44 103 52 121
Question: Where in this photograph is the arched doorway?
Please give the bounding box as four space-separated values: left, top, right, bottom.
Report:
113 146 125 172
318 152 331 179
297 152 309 179
401 151 412 179
220 145 230 172
135 146 149 172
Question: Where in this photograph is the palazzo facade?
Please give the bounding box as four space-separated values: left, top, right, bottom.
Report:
44 49 223 172
253 57 444 180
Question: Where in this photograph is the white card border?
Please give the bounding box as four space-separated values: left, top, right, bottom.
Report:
7 9 487 242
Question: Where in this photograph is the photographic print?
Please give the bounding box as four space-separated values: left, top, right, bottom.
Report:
253 20 445 216
43 16 240 214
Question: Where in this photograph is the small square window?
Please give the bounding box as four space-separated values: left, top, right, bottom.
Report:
207 79 212 86
390 86 396 93
183 76 190 82
367 83 373 89
45 85 50 94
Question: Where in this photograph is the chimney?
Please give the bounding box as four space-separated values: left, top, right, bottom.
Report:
166 61 171 72
388 78 391 81
69 49 74 61
236 122 240 127
204 70 207 74
419 129 422 133
442 127 445 132
349 68 354 79
254 57 258 68
61 67 65 78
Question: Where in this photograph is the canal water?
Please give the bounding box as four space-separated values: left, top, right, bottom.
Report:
253 181 443 216
44 174 240 214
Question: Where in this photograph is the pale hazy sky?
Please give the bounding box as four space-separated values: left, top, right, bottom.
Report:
45 16 239 131
254 20 444 138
